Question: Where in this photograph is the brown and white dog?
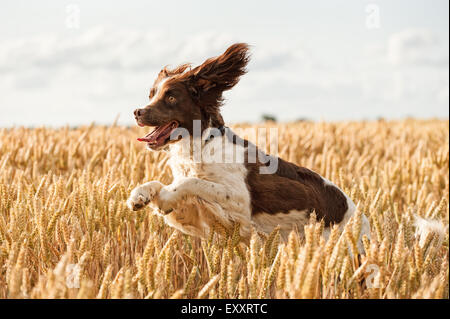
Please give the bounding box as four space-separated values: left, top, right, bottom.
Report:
127 43 370 249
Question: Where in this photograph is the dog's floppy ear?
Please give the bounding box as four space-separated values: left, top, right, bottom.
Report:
187 43 250 97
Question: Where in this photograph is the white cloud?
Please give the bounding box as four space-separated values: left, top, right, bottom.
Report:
387 28 448 67
0 26 448 127
0 26 326 126
437 85 449 104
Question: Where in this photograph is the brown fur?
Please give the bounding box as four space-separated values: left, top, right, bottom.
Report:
245 157 348 226
224 131 349 226
134 43 250 135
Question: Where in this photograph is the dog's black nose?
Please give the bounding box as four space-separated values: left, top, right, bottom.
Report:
134 109 141 117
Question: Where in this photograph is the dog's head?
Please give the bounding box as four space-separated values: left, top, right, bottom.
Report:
133 43 250 150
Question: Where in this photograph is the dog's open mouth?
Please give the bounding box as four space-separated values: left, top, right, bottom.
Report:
137 121 179 149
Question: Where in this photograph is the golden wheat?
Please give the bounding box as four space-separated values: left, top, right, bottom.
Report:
0 119 448 299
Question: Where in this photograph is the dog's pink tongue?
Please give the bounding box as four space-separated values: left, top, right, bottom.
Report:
137 129 158 143
137 121 178 145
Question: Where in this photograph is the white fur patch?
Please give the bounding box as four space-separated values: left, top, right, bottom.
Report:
164 128 253 239
252 210 309 239
149 77 169 105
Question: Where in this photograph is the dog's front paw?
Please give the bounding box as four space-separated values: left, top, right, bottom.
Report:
127 182 163 211
127 192 150 211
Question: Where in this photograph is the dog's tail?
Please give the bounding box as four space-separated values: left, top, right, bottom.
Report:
353 212 447 254
414 215 447 249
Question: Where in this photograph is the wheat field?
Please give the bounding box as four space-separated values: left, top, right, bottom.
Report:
0 119 448 299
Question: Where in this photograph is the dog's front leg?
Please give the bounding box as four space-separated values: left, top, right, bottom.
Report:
156 177 238 213
127 181 164 211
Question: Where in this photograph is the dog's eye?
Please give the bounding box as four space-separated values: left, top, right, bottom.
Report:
167 96 176 104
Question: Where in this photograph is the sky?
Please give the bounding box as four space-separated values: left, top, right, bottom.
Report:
0 0 448 127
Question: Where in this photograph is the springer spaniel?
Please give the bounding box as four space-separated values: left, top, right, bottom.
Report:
127 43 370 249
